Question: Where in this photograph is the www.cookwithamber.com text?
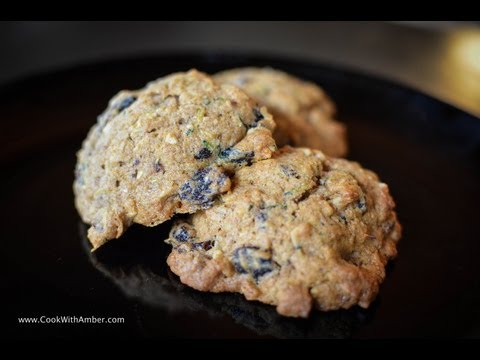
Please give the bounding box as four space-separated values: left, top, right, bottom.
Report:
18 316 124 324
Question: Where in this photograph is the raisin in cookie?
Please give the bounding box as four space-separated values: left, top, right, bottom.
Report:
166 146 401 317
215 67 347 157
74 70 276 250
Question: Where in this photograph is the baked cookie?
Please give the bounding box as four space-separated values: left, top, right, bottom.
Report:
166 146 401 317
214 67 347 157
82 224 365 339
74 70 276 250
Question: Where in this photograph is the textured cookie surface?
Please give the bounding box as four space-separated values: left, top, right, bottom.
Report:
166 146 401 317
215 67 347 157
74 70 276 249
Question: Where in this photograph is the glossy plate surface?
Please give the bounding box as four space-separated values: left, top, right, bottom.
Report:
2 53 480 338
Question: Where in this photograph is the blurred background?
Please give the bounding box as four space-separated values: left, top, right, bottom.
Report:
1 21 479 117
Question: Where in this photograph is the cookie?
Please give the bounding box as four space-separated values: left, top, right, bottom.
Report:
166 146 401 317
214 67 347 157
74 69 276 250
83 226 365 339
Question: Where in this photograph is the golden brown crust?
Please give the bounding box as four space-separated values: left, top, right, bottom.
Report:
214 67 348 157
166 146 401 317
74 70 276 250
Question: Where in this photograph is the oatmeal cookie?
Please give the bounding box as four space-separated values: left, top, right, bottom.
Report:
166 146 400 317
215 67 347 157
74 70 276 250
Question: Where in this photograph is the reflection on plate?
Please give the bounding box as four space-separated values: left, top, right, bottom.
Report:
80 222 376 338
5 52 479 337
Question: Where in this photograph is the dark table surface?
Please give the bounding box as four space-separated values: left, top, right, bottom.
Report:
1 21 480 117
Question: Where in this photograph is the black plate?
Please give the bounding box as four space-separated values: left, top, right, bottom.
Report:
2 53 480 339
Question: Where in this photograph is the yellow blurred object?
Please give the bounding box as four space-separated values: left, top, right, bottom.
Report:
434 28 480 116
449 29 480 73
